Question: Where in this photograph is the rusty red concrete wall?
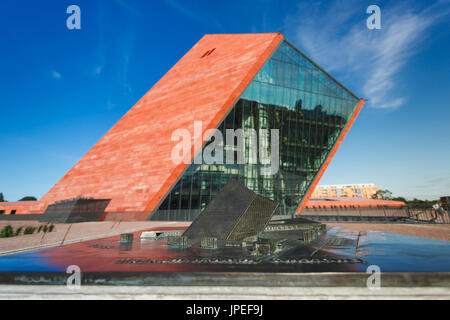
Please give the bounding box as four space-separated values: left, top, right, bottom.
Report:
30 33 283 218
0 201 36 215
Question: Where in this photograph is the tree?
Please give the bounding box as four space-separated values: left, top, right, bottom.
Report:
391 196 407 203
407 198 436 208
0 193 5 202
372 189 393 200
18 196 37 201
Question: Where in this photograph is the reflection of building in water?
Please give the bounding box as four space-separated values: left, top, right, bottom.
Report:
311 183 380 199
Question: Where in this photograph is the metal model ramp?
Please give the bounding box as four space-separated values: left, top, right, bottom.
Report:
183 179 279 241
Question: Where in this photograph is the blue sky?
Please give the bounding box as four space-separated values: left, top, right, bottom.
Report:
0 0 449 201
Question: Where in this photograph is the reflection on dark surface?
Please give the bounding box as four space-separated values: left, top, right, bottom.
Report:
0 226 448 274
360 232 450 272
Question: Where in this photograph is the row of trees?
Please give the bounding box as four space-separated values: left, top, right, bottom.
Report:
372 189 438 207
0 193 37 202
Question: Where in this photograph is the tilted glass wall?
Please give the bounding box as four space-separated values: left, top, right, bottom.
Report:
150 40 360 221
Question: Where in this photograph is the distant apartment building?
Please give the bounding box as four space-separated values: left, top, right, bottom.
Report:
311 183 380 199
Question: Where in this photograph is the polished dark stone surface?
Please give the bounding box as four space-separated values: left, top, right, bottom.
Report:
0 226 448 285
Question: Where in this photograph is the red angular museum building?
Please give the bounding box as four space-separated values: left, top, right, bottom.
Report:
1 33 367 221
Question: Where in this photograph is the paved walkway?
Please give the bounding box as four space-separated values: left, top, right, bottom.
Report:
0 221 448 256
327 223 450 241
0 221 190 255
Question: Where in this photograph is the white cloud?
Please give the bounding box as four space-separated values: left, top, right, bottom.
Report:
106 100 116 110
163 0 224 30
51 71 62 79
95 66 103 75
284 1 449 109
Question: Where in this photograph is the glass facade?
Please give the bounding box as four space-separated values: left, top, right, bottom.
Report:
150 40 360 221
